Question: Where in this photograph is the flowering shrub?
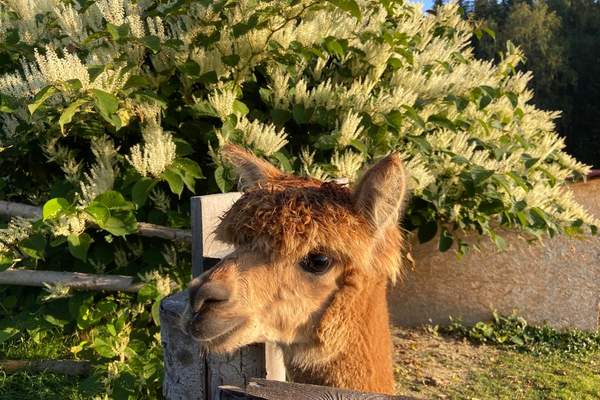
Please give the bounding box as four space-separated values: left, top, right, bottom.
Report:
0 0 596 396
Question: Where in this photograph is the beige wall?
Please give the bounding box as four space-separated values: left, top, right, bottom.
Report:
390 179 600 331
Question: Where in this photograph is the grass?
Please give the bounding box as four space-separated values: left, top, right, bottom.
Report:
393 325 600 400
1 318 599 399
453 352 600 399
0 371 88 400
0 331 99 400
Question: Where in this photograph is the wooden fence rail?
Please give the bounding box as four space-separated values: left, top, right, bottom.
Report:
0 200 192 242
0 269 144 292
218 379 419 400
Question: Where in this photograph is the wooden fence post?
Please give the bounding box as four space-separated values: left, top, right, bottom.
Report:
162 193 285 400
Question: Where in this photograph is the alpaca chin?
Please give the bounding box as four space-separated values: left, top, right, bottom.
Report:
189 317 256 354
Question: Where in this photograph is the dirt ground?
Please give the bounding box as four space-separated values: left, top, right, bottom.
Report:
392 326 497 398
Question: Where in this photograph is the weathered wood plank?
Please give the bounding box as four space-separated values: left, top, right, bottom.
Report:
219 379 420 400
218 385 266 400
161 290 207 400
0 269 142 292
264 343 285 381
207 344 266 400
191 193 241 277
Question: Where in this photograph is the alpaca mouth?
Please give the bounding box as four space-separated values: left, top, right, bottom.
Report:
188 315 247 349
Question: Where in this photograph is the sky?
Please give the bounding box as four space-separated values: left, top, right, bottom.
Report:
413 0 435 11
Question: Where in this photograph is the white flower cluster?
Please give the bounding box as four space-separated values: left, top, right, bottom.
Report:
208 87 238 120
80 136 119 204
0 217 34 254
140 270 175 297
330 150 365 181
337 110 364 148
237 118 288 157
51 213 87 237
126 121 177 178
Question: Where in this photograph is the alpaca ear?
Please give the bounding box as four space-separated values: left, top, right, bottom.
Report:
220 144 282 190
352 153 408 231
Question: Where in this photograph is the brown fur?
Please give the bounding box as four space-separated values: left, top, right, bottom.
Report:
187 144 408 394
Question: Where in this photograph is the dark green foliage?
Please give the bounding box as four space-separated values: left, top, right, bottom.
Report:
443 312 600 356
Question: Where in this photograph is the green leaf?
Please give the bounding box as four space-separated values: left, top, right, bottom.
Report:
510 335 524 346
84 204 110 225
479 198 504 215
151 300 161 326
68 233 93 262
428 114 455 130
177 60 201 76
232 100 249 116
44 314 69 328
191 101 218 118
174 138 194 156
123 75 152 90
292 104 311 124
505 92 518 108
214 165 232 193
107 324 117 337
0 254 14 272
385 110 403 130
131 177 157 207
323 36 347 58
106 22 130 41
270 109 291 125
403 106 426 130
162 169 184 196
93 191 135 211
327 0 362 20
140 35 161 53
174 158 204 179
438 228 453 252
271 152 292 172
43 198 70 220
59 99 88 133
137 284 158 301
92 337 115 358
0 327 18 344
101 214 137 237
197 71 218 84
470 166 494 185
28 85 58 115
482 26 496 40
418 220 438 243
20 234 46 260
349 139 367 154
221 54 240 67
0 93 17 113
232 15 258 37
91 89 121 128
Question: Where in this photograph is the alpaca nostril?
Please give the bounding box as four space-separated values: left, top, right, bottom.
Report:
190 282 231 313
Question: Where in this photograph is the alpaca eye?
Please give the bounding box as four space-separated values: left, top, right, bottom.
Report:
300 253 332 275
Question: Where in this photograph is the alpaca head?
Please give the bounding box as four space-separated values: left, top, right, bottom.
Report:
187 145 408 356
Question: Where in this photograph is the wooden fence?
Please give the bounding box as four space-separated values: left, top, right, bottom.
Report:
0 198 192 376
0 200 190 291
218 379 418 400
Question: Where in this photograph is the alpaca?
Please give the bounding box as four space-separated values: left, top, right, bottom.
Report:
187 144 407 394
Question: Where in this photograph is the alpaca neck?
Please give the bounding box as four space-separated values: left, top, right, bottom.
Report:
283 281 395 394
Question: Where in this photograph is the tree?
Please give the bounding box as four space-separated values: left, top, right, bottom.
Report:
468 0 600 168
